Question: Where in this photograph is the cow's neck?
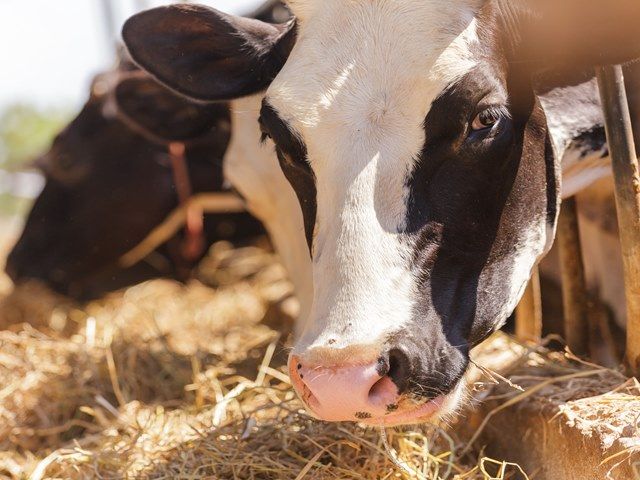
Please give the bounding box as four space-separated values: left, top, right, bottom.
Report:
538 76 611 198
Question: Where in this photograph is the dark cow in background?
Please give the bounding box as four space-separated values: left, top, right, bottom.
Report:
123 0 640 426
6 1 298 299
6 56 264 300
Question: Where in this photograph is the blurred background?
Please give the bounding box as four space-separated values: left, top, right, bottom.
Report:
0 0 264 223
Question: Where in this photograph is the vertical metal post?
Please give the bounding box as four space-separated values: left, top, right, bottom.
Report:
100 0 118 52
596 65 640 376
557 197 590 356
133 0 150 10
515 266 542 343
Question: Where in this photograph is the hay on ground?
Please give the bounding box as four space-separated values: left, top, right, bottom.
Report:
0 241 636 480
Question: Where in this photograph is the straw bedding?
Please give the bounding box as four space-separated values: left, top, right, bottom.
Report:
0 241 636 479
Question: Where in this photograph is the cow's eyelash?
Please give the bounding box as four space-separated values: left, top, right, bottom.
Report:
482 105 511 121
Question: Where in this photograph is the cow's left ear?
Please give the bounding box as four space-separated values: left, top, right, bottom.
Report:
122 4 296 102
508 0 640 74
115 75 230 142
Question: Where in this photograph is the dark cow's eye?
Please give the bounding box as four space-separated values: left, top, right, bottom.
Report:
471 106 505 132
57 153 75 170
258 115 272 144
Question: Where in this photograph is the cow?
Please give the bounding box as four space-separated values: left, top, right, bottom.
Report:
5 57 265 300
4 2 298 300
122 0 640 425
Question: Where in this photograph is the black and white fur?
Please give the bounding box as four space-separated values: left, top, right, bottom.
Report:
122 0 640 420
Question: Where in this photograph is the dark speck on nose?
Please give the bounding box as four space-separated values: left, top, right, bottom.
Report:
376 356 389 377
386 404 398 413
297 363 302 370
355 412 372 419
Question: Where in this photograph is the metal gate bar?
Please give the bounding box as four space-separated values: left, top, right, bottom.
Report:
596 65 640 376
100 0 118 50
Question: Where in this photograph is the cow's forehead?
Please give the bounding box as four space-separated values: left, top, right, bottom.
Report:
270 0 483 141
285 0 481 25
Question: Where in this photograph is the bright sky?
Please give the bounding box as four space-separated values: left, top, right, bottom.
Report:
0 0 263 111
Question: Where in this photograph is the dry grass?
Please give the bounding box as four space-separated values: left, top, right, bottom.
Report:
0 240 636 479
0 243 500 480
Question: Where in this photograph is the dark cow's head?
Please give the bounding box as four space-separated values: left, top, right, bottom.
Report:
123 0 640 424
6 60 263 300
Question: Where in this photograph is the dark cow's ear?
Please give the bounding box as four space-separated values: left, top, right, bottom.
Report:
122 4 296 102
507 0 640 75
115 75 230 142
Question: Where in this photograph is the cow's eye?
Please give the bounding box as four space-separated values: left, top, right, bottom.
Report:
57 154 76 170
471 107 504 131
258 115 271 144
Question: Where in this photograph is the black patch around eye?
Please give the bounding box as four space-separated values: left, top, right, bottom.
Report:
402 64 557 366
259 101 307 162
260 100 318 250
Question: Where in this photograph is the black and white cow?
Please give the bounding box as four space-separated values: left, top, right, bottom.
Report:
6 2 301 301
122 0 640 425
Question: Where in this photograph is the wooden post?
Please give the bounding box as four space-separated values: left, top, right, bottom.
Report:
515 266 542 343
557 197 590 356
596 65 640 376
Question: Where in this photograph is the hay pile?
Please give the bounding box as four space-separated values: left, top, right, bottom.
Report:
0 240 635 479
0 243 510 480
466 341 640 479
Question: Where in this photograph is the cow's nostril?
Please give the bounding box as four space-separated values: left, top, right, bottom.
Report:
387 348 412 393
368 376 398 408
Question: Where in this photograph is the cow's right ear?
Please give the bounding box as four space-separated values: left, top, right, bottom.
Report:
122 4 296 102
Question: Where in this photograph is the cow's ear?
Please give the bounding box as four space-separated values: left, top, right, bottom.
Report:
508 0 640 75
115 75 230 142
122 4 296 102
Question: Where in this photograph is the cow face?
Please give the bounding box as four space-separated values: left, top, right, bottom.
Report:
5 67 240 299
123 0 640 424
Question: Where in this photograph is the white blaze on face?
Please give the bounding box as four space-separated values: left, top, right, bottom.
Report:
267 0 482 355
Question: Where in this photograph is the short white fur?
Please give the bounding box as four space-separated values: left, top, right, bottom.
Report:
267 0 483 356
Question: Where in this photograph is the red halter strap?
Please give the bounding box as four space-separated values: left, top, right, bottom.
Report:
100 71 212 265
168 142 205 262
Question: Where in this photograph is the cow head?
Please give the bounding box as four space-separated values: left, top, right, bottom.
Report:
123 0 640 424
6 62 262 300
